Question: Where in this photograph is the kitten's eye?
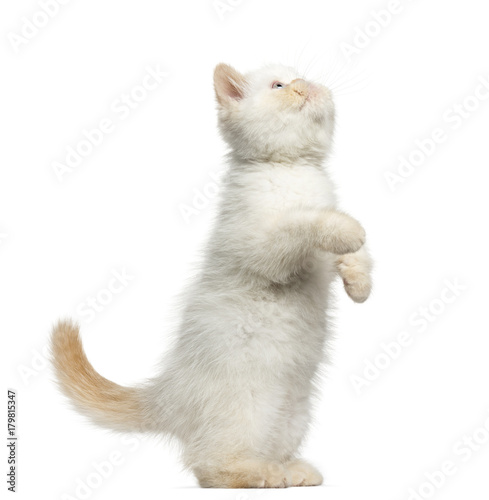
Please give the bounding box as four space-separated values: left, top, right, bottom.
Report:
272 81 286 89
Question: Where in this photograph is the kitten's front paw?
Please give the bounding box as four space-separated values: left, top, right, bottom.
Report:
342 274 372 303
286 459 323 487
319 211 366 255
337 251 372 303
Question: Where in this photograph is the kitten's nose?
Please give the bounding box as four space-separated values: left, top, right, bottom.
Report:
290 79 308 97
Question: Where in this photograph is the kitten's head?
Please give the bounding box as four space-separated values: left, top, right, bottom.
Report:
214 63 335 163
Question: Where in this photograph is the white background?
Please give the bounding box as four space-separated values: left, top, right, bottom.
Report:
2 0 489 499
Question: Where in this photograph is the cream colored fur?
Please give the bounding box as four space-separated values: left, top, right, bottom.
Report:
51 63 372 488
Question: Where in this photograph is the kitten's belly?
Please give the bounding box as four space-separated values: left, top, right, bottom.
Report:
185 259 334 376
162 266 334 439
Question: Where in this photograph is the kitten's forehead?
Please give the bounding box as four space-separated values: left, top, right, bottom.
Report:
247 65 301 88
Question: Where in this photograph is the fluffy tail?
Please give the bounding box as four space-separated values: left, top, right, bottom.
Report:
51 320 147 433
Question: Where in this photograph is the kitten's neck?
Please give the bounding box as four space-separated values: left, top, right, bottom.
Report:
227 148 329 171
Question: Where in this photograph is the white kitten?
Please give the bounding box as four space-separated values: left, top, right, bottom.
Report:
51 63 372 488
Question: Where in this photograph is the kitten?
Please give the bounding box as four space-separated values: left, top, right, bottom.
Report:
51 63 372 488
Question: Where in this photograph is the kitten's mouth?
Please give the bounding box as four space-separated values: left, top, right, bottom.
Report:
300 96 310 111
300 91 317 110
300 84 329 112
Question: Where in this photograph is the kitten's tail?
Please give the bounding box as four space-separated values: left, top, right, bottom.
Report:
51 320 149 433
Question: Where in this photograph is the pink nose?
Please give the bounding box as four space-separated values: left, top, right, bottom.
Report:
290 78 308 97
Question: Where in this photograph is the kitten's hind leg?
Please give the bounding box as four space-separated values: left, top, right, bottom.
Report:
336 246 373 303
264 382 324 487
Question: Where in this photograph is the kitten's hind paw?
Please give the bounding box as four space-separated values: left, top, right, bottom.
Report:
196 459 291 488
286 459 323 486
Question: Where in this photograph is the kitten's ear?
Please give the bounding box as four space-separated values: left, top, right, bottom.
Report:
214 63 247 107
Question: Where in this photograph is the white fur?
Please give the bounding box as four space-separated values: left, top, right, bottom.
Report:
140 64 372 486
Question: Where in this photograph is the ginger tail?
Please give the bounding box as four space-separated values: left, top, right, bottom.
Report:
51 320 148 433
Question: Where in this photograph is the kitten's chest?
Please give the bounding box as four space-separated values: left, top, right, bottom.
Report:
245 166 336 210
